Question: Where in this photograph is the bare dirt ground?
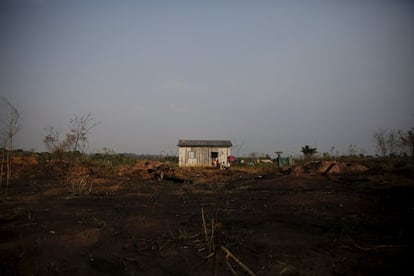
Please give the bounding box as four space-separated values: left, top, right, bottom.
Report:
0 159 413 275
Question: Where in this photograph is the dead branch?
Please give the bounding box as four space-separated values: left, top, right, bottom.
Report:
220 245 256 276
201 207 208 243
226 254 238 275
199 208 256 276
209 217 215 255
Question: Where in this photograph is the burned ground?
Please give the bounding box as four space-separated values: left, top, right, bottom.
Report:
0 160 413 275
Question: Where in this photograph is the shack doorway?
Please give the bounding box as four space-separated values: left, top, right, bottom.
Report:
211 152 219 167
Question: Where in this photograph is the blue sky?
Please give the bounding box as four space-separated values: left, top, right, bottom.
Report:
1 0 413 156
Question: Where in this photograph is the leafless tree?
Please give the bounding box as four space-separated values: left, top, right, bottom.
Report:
388 129 399 156
373 129 388 156
374 128 408 157
399 128 414 157
67 113 99 164
43 126 71 161
0 97 20 196
348 144 358 157
231 139 244 157
43 113 99 166
0 137 6 194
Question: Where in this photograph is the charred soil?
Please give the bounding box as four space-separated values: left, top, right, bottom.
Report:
0 159 413 275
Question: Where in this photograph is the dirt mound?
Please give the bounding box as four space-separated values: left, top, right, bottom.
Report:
317 161 369 175
118 160 165 180
70 165 93 176
7 156 42 179
283 161 369 176
11 156 39 166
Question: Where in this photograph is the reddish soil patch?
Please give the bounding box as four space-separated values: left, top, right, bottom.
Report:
0 161 413 275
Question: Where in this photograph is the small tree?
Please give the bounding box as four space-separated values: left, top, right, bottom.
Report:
348 144 358 157
374 128 402 157
43 126 73 161
0 138 6 194
67 113 99 165
387 129 399 156
44 113 99 195
399 128 414 157
44 113 99 165
0 97 20 196
373 129 387 156
301 145 317 159
231 139 244 157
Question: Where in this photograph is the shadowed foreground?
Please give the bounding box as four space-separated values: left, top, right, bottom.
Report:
0 162 413 275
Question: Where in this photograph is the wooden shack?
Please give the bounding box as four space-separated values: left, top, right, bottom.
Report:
177 140 232 167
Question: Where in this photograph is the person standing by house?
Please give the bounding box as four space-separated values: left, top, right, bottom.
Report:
228 155 235 166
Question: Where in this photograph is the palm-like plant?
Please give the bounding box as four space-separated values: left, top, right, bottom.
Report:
301 145 317 158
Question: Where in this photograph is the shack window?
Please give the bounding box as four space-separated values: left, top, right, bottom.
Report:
188 151 196 159
211 152 218 158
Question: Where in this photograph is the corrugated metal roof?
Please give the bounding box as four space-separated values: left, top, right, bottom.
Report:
177 140 232 147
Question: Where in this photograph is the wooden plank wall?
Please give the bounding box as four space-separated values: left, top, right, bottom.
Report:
179 147 231 167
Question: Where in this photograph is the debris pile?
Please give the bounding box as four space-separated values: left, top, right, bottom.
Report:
281 161 369 176
118 160 164 180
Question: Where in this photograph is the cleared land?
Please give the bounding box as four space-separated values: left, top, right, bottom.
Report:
0 158 413 275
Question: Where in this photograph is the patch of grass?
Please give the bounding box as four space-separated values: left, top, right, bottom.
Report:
65 173 92 196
